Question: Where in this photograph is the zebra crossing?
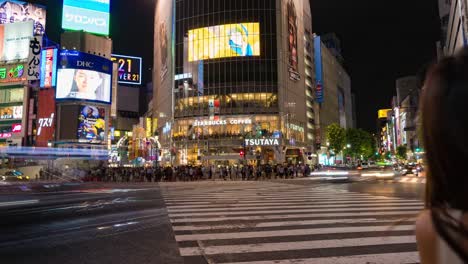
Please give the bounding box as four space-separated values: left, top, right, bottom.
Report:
160 182 423 264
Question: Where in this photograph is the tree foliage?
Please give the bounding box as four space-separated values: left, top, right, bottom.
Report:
325 123 345 154
396 145 408 160
344 128 376 159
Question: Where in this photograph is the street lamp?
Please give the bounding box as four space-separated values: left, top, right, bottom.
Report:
346 144 351 149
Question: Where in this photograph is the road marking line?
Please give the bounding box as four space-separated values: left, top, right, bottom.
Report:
222 251 420 264
0 199 39 207
172 218 415 231
170 211 419 223
167 202 424 213
175 225 415 241
168 206 422 217
178 235 416 256
165 199 421 208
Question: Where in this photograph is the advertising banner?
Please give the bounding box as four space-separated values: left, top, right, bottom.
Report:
111 54 142 85
62 0 110 36
39 48 57 88
0 105 22 120
36 88 55 147
314 36 324 104
0 1 46 35
77 105 105 142
27 35 41 80
188 23 260 62
110 62 117 117
56 50 112 104
0 63 25 83
286 0 300 81
0 20 33 62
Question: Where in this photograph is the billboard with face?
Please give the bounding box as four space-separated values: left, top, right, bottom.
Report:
56 50 112 104
188 23 261 62
77 105 105 142
62 0 110 36
0 1 46 35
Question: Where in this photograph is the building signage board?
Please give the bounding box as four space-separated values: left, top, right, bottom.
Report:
56 50 112 104
77 105 106 143
40 48 58 88
62 0 110 36
314 36 324 103
0 105 22 119
27 35 42 80
111 54 142 85
0 63 26 83
35 88 55 147
0 1 46 35
193 119 252 127
245 138 280 146
0 21 34 62
11 123 21 133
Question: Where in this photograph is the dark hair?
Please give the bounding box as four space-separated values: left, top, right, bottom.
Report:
421 47 468 211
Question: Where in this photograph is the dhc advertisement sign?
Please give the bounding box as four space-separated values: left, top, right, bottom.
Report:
62 0 110 36
56 50 112 104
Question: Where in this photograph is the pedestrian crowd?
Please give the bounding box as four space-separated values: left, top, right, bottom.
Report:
77 164 315 182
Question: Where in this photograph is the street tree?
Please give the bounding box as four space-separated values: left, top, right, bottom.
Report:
345 128 376 160
326 123 346 154
396 145 408 160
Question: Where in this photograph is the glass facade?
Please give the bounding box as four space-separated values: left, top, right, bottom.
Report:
174 0 278 118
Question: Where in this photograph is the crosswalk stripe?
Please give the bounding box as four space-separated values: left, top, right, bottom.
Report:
164 197 408 203
172 218 415 231
222 251 420 264
178 235 416 256
165 199 421 208
167 202 423 213
162 182 422 263
168 206 422 217
175 225 415 241
163 195 378 201
170 211 419 223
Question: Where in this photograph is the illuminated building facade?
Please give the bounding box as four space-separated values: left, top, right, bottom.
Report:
153 0 315 165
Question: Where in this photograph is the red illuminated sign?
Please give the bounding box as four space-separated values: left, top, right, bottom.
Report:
35 89 56 147
0 133 12 139
12 124 22 133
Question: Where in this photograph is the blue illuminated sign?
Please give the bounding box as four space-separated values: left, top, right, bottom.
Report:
62 0 110 36
40 48 58 88
314 36 324 104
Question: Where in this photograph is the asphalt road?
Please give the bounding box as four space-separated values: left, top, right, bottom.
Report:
0 184 183 264
0 179 425 264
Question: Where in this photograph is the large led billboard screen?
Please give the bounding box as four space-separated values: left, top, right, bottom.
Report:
56 50 112 104
78 105 105 142
62 0 110 36
0 1 46 35
188 22 260 62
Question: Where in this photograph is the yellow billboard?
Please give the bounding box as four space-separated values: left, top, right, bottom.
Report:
188 22 260 62
378 109 391 119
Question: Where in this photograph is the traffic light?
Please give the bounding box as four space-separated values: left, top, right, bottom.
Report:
240 150 245 158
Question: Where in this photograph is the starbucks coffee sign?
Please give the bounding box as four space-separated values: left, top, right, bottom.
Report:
245 138 280 146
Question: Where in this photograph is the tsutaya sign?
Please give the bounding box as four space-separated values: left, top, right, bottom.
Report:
193 119 252 127
245 138 280 146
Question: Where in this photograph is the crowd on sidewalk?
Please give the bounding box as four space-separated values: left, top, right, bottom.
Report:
73 164 316 182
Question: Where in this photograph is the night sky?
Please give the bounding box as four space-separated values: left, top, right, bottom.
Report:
33 0 440 131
